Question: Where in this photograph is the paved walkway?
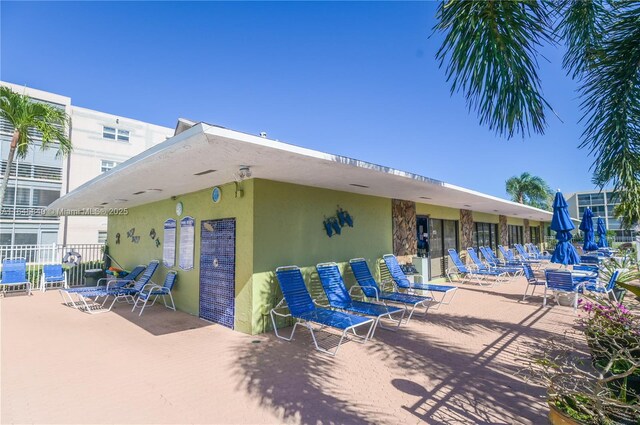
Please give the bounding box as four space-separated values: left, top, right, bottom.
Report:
1 276 579 424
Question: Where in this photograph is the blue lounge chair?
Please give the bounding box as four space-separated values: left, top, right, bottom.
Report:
61 261 159 314
131 270 177 316
467 247 522 277
526 243 551 260
515 244 543 263
499 245 541 270
580 255 600 266
544 270 584 312
41 264 67 292
382 254 457 305
1 258 31 296
480 246 522 268
446 249 506 286
270 266 375 356
583 270 620 301
63 264 147 294
316 262 405 337
480 246 523 268
59 264 148 310
522 263 546 301
349 258 432 322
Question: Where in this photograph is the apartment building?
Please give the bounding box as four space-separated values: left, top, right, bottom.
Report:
566 189 634 236
0 81 173 245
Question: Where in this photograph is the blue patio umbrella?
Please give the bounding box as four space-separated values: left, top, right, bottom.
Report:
597 217 608 248
550 191 581 265
579 208 598 252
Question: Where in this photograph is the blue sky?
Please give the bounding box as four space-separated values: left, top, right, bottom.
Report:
1 1 600 199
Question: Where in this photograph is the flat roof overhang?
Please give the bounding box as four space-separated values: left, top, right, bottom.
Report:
50 123 555 222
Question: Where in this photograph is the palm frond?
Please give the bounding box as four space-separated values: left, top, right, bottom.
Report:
435 0 555 138
578 3 640 228
556 0 609 78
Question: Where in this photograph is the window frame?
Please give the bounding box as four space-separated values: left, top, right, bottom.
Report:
100 159 119 173
102 125 130 142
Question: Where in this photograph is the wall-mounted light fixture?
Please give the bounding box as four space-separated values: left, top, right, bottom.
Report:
238 166 252 180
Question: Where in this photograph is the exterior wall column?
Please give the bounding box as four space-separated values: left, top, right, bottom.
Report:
392 199 417 263
499 215 508 247
524 219 531 243
459 209 474 262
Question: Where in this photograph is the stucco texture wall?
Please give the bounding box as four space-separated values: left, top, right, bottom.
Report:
251 179 393 334
107 180 255 333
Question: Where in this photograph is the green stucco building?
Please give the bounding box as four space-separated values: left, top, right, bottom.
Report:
51 120 552 334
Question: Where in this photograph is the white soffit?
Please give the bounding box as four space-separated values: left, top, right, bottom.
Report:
50 123 555 222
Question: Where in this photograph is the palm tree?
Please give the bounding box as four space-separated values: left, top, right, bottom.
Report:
505 172 552 210
0 86 71 207
434 1 640 228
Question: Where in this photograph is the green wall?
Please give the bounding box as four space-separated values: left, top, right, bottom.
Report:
106 176 549 335
251 179 393 334
107 180 255 333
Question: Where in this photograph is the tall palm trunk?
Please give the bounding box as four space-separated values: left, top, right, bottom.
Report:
0 130 19 208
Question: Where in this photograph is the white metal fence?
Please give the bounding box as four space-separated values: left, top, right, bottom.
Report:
0 244 105 290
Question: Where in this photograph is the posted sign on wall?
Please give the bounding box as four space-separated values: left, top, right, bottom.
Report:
163 219 176 267
179 216 195 270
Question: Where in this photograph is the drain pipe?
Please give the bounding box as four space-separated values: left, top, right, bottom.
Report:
62 117 72 246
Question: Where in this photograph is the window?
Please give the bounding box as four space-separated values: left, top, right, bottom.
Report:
117 129 129 141
577 194 591 205
98 231 107 244
103 126 130 142
32 189 60 207
14 233 37 245
590 193 605 205
607 192 620 205
473 222 498 251
508 225 524 246
101 160 119 173
2 187 31 206
531 227 541 245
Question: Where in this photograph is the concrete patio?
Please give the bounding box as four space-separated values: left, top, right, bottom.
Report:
1 276 580 424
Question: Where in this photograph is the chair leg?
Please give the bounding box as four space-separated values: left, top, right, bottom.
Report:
543 286 548 307
270 311 299 341
377 308 406 332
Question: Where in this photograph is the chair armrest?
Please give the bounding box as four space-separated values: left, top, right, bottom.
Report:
349 284 376 301
380 279 396 292
105 279 133 290
270 306 291 318
313 299 331 308
140 283 161 294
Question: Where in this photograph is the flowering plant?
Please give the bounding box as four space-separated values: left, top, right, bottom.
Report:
524 297 640 424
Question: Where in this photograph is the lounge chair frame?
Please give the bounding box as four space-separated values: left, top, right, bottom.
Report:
381 254 457 308
316 262 405 337
270 266 375 357
349 258 431 323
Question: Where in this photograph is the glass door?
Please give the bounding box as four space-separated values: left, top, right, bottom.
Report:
427 218 459 279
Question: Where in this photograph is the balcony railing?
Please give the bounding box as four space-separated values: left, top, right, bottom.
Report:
0 161 63 181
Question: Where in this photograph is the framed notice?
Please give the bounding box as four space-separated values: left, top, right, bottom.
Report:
179 216 195 270
163 219 176 267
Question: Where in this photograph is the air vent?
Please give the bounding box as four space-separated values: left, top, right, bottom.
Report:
100 202 108 205
349 183 369 188
114 199 128 203
463 204 472 208
133 191 146 195
194 169 217 176
419 196 431 200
